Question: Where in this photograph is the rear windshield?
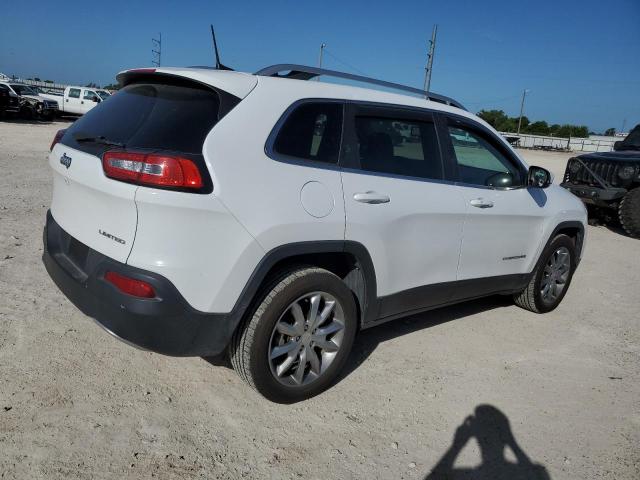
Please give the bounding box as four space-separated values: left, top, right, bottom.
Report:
63 80 221 155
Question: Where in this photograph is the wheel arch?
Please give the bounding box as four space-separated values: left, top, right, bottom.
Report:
229 241 378 336
534 220 585 273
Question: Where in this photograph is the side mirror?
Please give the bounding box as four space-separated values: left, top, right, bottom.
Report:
614 141 622 151
528 166 552 188
92 97 100 103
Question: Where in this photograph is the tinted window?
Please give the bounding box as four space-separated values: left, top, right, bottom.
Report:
273 103 342 163
355 116 442 180
448 126 522 187
68 88 81 98
63 82 220 155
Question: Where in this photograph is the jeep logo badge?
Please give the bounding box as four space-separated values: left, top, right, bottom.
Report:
60 153 72 169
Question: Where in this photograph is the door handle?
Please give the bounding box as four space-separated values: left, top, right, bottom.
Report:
81 101 84 104
353 191 390 204
470 198 494 208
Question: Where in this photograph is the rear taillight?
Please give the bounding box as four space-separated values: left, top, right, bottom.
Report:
105 271 156 298
102 151 203 190
50 129 66 151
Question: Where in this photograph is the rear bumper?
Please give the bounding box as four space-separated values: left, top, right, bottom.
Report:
42 210 235 357
560 183 627 204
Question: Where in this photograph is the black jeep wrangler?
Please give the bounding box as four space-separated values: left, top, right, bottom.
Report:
561 124 640 238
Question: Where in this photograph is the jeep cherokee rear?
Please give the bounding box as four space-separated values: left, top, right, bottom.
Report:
43 65 587 402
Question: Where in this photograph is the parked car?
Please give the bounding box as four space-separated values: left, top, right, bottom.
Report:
0 83 21 117
561 124 640 238
42 65 587 402
40 86 110 116
0 82 58 120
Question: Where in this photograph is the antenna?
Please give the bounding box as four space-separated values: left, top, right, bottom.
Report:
152 33 161 67
317 43 326 81
210 25 233 70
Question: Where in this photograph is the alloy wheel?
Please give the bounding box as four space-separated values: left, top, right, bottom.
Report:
268 292 345 386
540 246 571 304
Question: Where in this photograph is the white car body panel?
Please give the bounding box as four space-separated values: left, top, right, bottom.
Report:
49 144 138 263
127 187 265 312
201 80 345 255
341 172 466 296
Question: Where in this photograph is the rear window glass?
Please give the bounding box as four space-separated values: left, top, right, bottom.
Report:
63 82 220 155
273 102 343 163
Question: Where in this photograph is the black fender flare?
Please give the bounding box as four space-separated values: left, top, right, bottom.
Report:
226 240 379 329
532 221 585 274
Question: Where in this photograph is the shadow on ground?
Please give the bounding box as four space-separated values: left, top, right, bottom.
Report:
340 295 513 381
424 404 551 480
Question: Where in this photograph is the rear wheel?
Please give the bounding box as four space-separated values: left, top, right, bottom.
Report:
513 234 576 313
230 267 357 403
618 187 640 238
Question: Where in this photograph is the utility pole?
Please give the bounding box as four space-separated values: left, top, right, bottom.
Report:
621 118 627 134
317 43 326 80
517 89 530 134
423 24 438 94
152 33 162 67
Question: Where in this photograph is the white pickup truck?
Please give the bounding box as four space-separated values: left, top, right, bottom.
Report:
40 86 111 115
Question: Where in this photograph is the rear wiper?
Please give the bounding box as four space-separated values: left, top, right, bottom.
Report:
73 134 125 148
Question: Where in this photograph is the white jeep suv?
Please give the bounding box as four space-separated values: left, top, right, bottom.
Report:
43 64 587 402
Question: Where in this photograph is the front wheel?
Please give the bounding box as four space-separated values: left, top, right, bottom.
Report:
230 267 357 403
513 234 576 313
618 187 640 238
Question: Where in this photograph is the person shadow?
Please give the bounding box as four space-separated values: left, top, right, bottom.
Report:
425 405 551 480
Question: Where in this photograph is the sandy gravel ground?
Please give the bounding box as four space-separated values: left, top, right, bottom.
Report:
0 120 638 479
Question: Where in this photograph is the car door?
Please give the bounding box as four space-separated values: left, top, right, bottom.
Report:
340 103 467 319
439 115 547 281
65 88 82 114
80 89 99 114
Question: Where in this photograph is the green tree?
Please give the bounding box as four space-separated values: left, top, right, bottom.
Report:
477 110 508 129
604 128 616 136
525 121 550 135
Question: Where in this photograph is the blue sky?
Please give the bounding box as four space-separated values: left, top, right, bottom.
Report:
1 0 638 132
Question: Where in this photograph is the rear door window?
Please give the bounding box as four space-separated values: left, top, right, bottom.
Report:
62 81 222 156
68 88 81 99
272 102 343 164
353 115 442 180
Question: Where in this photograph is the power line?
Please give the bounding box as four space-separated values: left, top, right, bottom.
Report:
322 48 369 77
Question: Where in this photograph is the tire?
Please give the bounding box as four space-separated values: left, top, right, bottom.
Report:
20 106 35 120
513 234 576 313
230 267 357 403
618 187 640 238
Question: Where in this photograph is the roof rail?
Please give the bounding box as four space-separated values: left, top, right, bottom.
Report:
254 64 466 110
